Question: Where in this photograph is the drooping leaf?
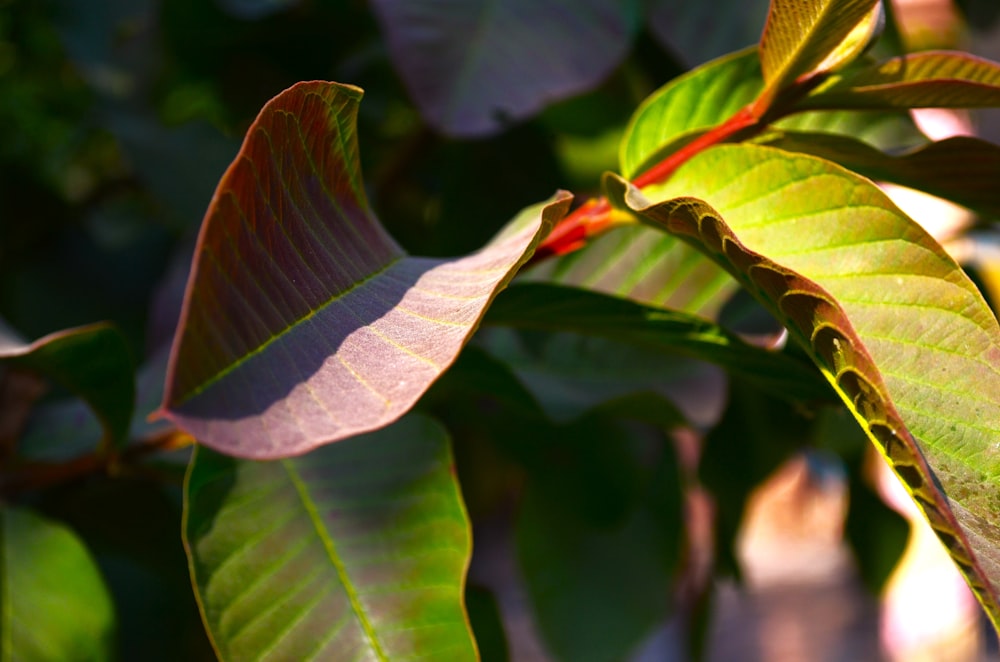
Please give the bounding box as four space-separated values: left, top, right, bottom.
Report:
0 506 116 661
184 413 476 661
369 0 641 137
758 131 1000 218
485 283 834 404
161 81 570 459
797 51 1000 110
756 0 881 107
613 143 1000 626
0 319 134 449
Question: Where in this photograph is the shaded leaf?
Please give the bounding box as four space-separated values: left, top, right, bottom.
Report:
161 81 570 459
645 0 769 67
184 413 476 661
486 283 834 404
758 131 1000 218
0 320 134 449
798 51 1000 110
516 418 682 662
757 0 881 105
0 506 116 661
615 143 1000 626
369 0 641 137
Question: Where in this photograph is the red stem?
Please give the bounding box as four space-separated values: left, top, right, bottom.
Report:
533 105 761 262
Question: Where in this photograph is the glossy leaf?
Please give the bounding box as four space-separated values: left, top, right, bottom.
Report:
369 0 640 137
621 47 763 179
0 320 134 448
797 51 1000 110
184 414 476 661
757 0 881 104
486 283 833 404
616 143 1000 626
759 131 1000 218
0 506 116 661
161 81 570 459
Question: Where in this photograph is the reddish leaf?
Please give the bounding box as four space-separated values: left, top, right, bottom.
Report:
162 82 569 459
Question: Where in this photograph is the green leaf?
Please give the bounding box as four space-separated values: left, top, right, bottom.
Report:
758 131 1000 218
615 143 1000 627
757 0 881 106
184 413 476 661
0 320 134 449
161 81 570 459
0 506 116 661
621 47 762 179
516 417 682 662
486 283 834 404
797 51 1000 110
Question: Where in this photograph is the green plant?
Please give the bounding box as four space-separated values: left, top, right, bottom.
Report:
6 0 1000 659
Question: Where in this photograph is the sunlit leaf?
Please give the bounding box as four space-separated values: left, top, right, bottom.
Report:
798 51 1000 110
184 413 476 661
615 143 1000 626
0 320 134 449
621 47 762 179
758 131 1000 218
0 506 116 661
161 81 570 459
757 0 881 107
369 0 641 137
486 283 833 404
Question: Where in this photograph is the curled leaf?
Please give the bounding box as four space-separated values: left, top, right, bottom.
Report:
162 81 569 459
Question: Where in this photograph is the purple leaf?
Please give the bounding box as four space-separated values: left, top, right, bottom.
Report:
161 81 570 459
370 0 640 137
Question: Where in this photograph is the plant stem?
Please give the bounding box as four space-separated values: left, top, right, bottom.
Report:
532 105 761 262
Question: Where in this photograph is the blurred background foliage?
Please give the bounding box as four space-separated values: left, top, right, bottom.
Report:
5 0 1000 659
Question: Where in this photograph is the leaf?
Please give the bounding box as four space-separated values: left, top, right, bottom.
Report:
757 0 881 106
614 143 1000 627
0 320 134 449
0 506 116 661
369 0 641 137
645 0 769 67
485 283 834 404
184 413 476 661
758 131 1000 218
797 51 1000 110
621 47 763 179
516 417 682 662
161 81 571 459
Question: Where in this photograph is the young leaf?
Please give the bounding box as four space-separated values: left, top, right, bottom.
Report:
486 283 834 404
161 81 570 459
184 414 476 661
0 507 116 661
797 51 1000 110
0 320 134 449
369 0 641 137
756 0 882 108
758 131 1000 218
613 143 1000 626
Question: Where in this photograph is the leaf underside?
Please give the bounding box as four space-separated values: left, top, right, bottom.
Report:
184 414 476 661
617 143 1000 627
162 81 569 459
